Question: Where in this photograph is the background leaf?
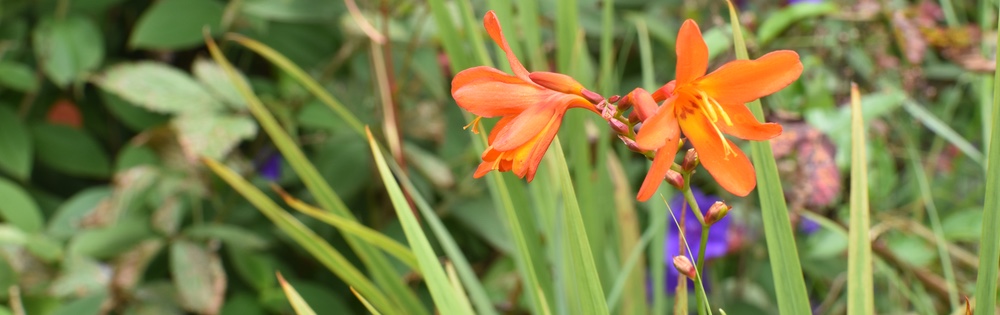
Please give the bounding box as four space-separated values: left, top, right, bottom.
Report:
172 114 257 160
32 15 104 87
96 62 224 114
30 123 111 178
130 0 224 50
0 177 43 233
171 240 227 314
0 61 39 92
0 106 32 180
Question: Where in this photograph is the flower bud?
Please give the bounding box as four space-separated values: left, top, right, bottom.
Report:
601 104 617 120
665 170 684 190
682 149 699 172
529 72 583 94
618 135 642 153
705 201 731 226
608 95 621 104
609 119 630 135
672 256 697 280
628 111 640 124
581 89 604 104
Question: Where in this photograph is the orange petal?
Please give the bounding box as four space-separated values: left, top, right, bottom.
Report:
529 72 584 95
452 67 548 117
650 81 676 103
487 115 516 144
519 114 563 182
484 11 531 82
628 88 658 121
473 160 494 178
697 50 803 105
492 103 559 151
636 136 680 201
717 104 782 140
675 20 708 85
635 96 679 151
679 112 756 196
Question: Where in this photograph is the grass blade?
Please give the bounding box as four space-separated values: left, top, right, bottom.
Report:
276 192 420 271
902 100 984 166
202 158 397 313
847 83 875 314
384 141 499 315
725 2 812 314
972 6 1000 313
206 35 425 314
351 287 383 315
276 272 317 315
365 127 475 315
605 152 647 315
548 137 609 315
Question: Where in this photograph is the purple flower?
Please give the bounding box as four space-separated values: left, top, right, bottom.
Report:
799 217 820 234
259 152 282 181
661 188 732 294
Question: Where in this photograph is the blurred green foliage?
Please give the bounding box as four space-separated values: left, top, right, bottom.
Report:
0 0 996 314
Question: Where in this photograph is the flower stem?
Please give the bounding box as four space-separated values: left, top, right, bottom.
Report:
681 178 712 315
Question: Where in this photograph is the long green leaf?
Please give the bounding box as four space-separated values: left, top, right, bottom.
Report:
385 146 499 315
351 287 383 315
726 3 812 314
202 158 396 313
847 83 875 315
365 127 475 315
207 35 425 314
276 273 318 315
972 5 1000 313
548 137 609 315
902 100 984 166
277 193 420 271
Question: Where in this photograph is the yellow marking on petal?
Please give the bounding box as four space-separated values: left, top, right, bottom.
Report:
463 116 483 134
699 91 733 126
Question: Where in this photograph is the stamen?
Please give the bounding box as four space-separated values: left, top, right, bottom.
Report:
696 93 719 123
463 116 483 134
707 119 738 160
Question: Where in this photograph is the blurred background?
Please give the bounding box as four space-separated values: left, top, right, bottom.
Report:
0 0 994 314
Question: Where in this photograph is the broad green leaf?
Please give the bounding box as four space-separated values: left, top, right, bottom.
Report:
101 92 170 132
96 62 224 114
242 0 342 22
0 225 27 245
0 106 32 180
68 218 155 258
193 58 248 109
227 248 277 292
183 224 269 250
276 273 317 315
847 84 875 315
366 128 475 315
31 123 111 178
48 187 112 240
0 177 43 233
171 240 226 314
757 3 837 45
172 114 257 160
115 144 161 171
32 15 104 87
220 293 267 315
942 209 983 241
49 255 108 297
0 61 38 92
50 291 108 315
130 0 224 50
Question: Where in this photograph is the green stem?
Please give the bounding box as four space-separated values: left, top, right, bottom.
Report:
681 182 711 315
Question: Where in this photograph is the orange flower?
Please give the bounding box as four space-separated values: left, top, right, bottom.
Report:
451 11 600 181
634 19 802 201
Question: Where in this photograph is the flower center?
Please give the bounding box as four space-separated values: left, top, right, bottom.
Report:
676 87 738 159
